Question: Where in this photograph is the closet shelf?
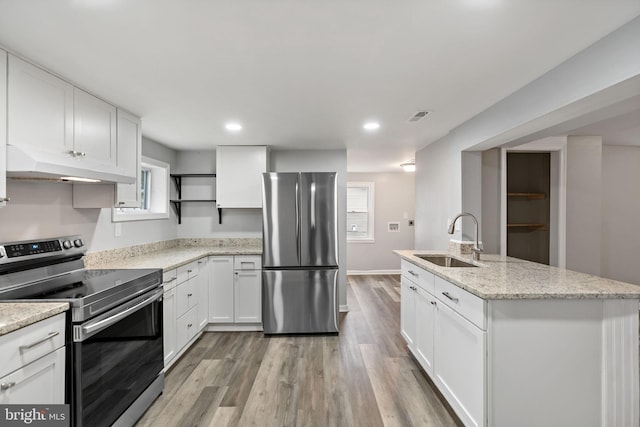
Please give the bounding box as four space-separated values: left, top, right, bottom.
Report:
507 223 547 230
507 192 545 200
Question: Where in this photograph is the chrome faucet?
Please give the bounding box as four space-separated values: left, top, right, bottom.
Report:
448 212 483 261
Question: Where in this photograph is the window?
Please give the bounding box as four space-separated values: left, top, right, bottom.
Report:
112 157 170 222
347 182 374 242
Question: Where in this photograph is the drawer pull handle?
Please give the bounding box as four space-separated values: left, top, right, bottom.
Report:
441 292 459 302
431 301 437 306
187 323 192 328
1 382 16 391
187 293 193 297
165 277 177 283
408 270 419 277
19 332 60 350
187 269 193 273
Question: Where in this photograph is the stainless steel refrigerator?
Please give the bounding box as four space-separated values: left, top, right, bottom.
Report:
262 172 339 334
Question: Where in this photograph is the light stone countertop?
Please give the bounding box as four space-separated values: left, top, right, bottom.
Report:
0 302 69 336
86 246 262 272
394 250 640 300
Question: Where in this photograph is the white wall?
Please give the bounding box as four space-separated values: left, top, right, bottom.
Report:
269 149 349 308
346 172 415 272
415 17 640 258
601 145 640 285
481 148 501 254
0 137 178 252
565 136 602 276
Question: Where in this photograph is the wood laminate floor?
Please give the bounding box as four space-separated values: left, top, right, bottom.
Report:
136 275 460 427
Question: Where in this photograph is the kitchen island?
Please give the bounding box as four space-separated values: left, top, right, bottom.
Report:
394 250 640 427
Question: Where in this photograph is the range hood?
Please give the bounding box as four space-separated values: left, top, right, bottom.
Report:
6 144 135 184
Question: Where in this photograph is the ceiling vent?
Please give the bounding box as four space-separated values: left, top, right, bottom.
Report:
407 110 430 122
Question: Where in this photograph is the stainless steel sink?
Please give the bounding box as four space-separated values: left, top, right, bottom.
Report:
414 254 478 268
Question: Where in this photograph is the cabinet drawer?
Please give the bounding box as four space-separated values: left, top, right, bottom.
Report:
234 256 262 271
0 346 65 404
176 280 197 318
401 260 435 294
435 276 485 330
177 261 199 284
0 313 66 379
163 269 178 291
176 307 198 351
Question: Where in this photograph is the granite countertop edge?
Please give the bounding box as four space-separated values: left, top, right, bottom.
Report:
86 246 262 271
0 302 70 336
394 250 640 301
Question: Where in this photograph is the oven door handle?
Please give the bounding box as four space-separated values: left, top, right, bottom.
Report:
80 288 162 339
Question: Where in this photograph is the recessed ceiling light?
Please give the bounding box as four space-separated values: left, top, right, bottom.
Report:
225 123 242 132
363 122 380 131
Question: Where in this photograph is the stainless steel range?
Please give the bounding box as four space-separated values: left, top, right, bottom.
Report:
0 235 164 427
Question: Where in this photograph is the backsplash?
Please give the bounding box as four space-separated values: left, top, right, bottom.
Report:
83 237 262 268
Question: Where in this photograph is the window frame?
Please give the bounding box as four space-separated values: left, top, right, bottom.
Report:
346 181 375 243
112 156 170 222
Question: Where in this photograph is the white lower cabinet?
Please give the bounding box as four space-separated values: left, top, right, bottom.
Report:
163 261 201 370
434 301 485 427
0 347 65 404
400 277 416 348
414 286 436 376
209 255 262 328
196 258 209 330
163 285 177 367
176 307 198 351
208 256 234 323
401 262 485 427
0 313 66 404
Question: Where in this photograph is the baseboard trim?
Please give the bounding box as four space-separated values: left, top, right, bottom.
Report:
205 324 263 332
347 269 401 276
339 304 349 313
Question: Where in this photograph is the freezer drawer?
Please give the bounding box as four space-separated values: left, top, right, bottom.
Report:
262 269 339 334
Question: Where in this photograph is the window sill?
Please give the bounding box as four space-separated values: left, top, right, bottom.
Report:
111 211 169 222
347 239 376 244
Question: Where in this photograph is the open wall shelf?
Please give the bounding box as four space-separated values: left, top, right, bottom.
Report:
170 174 221 224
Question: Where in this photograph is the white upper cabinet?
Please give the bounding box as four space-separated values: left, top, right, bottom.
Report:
115 109 142 207
0 50 7 207
216 146 268 208
7 55 74 156
6 53 135 183
73 87 117 168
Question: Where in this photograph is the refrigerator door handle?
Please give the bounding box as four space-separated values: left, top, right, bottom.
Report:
296 179 301 264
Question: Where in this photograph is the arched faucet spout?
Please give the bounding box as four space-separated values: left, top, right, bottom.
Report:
448 212 483 261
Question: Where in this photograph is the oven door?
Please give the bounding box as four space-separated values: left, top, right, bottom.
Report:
72 287 163 427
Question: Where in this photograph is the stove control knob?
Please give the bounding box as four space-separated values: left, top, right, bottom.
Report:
74 239 84 248
63 240 73 250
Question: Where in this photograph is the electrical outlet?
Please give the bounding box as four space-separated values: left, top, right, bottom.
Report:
408 219 414 226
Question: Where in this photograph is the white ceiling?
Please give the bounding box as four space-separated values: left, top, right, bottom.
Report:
570 110 640 146
0 1 638 172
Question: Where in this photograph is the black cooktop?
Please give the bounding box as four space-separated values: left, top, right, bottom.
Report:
1 267 163 322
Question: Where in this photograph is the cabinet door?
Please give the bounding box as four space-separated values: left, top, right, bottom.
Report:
208 256 234 323
176 279 197 318
163 286 176 368
115 109 141 207
400 277 416 349
0 347 65 404
7 55 74 155
176 307 197 351
0 50 7 207
196 258 209 330
73 88 117 168
216 146 267 208
415 287 435 375
234 270 261 323
435 302 486 427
